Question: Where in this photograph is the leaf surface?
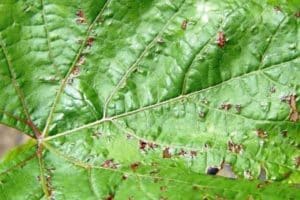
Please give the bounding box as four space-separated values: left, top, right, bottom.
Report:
0 0 299 199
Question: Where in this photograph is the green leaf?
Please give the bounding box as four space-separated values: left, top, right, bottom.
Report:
0 0 299 199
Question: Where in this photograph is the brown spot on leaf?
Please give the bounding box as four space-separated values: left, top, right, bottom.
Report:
130 162 140 172
76 10 86 24
163 148 172 158
220 103 232 111
181 19 188 30
105 194 114 200
139 140 147 151
101 159 118 169
177 149 187 156
280 130 288 137
148 142 158 149
228 141 243 154
139 140 158 151
77 55 85 66
71 66 80 76
256 129 267 139
86 37 94 47
281 95 299 122
217 32 226 48
122 174 128 180
288 95 299 122
190 150 197 158
295 12 300 18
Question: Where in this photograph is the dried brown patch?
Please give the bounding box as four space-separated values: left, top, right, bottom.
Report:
288 95 299 122
217 32 226 48
281 95 299 122
220 103 232 111
163 148 172 158
130 162 140 172
71 66 80 76
86 37 94 47
256 129 267 139
190 150 197 158
139 140 147 151
181 19 188 30
177 149 187 156
101 159 118 169
76 10 86 24
228 141 243 154
105 194 114 200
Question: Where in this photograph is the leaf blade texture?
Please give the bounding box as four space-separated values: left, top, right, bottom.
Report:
0 0 299 199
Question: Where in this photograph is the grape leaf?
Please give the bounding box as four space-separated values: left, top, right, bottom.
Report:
0 0 299 199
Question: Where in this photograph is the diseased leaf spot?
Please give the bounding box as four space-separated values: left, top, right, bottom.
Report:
220 103 232 111
139 140 147 151
288 95 299 122
122 174 128 180
217 32 226 48
280 130 288 137
190 150 197 158
76 10 86 24
163 147 172 158
139 140 158 151
181 19 188 30
101 159 119 169
130 162 140 172
105 194 114 200
86 37 94 47
256 129 268 139
295 12 300 18
207 167 219 175
71 66 80 76
177 149 187 156
228 140 243 154
77 55 85 66
281 94 299 122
